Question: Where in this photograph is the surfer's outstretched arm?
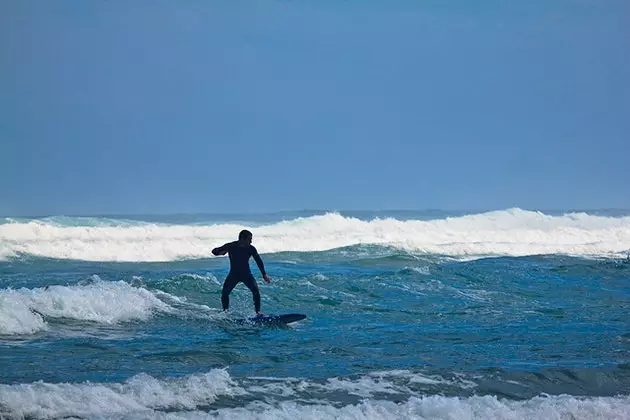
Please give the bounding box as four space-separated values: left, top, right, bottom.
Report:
212 243 231 256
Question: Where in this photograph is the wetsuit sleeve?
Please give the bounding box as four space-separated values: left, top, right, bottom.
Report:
212 242 233 256
250 245 267 276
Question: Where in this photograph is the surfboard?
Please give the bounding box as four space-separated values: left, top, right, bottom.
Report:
234 313 307 326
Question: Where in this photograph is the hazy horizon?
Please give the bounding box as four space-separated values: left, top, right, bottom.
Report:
4 207 630 220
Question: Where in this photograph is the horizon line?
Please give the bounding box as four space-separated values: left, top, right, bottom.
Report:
3 207 630 219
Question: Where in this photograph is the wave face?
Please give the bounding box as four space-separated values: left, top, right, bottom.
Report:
1 209 630 261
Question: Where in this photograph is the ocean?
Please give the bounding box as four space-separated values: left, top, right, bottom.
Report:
1 208 629 419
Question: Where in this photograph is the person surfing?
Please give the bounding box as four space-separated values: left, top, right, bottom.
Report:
212 230 270 316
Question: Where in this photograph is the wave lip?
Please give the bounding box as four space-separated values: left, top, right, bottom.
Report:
1 208 629 262
0 280 173 335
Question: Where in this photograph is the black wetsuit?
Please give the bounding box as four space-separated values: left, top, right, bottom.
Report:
212 241 266 312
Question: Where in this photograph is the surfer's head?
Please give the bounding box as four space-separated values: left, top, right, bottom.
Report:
238 229 253 245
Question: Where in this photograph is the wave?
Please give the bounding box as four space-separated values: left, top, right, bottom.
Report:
1 369 628 419
0 280 175 335
1 209 629 262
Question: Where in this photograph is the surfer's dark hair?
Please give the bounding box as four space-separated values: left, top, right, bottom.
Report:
239 230 252 240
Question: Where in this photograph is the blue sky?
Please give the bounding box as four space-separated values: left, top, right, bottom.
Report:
1 0 629 215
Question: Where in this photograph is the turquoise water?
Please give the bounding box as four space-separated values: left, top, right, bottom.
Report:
1 210 630 418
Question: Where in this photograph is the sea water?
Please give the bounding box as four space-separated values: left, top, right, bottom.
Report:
1 209 629 419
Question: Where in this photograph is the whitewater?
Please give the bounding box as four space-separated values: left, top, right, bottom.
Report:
1 209 630 261
1 209 629 419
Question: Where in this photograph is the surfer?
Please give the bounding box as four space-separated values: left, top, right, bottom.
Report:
212 230 271 316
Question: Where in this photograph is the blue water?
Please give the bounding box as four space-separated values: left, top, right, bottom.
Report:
1 210 630 419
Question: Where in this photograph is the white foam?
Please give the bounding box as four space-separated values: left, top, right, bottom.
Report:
0 369 244 419
0 292 47 335
0 281 173 335
242 370 477 401
208 395 630 420
1 209 629 261
324 375 411 397
1 370 629 420
369 370 478 390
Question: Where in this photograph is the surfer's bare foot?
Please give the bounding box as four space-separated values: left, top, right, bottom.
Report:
256 312 265 317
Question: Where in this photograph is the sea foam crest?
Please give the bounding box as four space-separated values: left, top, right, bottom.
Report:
1 370 629 419
1 209 629 261
210 395 630 420
0 369 242 419
0 281 173 335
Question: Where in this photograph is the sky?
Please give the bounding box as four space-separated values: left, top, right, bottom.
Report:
1 0 629 216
